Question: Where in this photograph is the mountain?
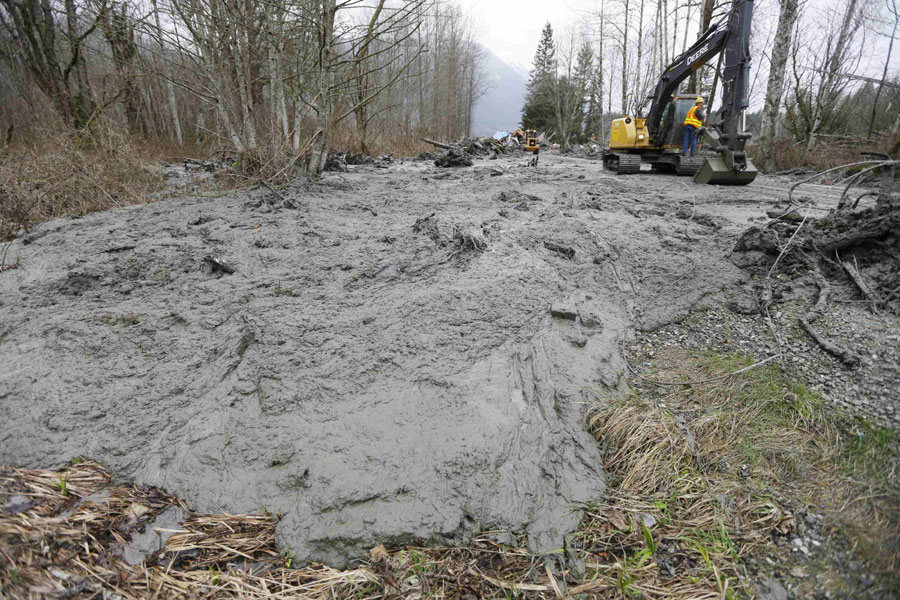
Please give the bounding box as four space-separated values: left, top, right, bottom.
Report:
471 46 528 136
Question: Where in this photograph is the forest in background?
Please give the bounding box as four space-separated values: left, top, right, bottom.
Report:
0 0 485 237
1 0 899 239
521 0 900 171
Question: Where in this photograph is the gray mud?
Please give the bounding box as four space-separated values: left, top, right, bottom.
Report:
0 154 746 567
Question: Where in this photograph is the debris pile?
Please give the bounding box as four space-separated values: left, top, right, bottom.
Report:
558 143 602 158
733 170 899 366
735 204 900 315
433 146 473 168
324 152 393 172
452 226 488 252
323 152 349 172
424 135 516 168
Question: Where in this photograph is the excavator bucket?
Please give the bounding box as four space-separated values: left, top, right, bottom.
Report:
694 156 758 185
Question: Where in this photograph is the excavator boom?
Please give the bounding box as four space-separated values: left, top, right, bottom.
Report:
606 0 757 185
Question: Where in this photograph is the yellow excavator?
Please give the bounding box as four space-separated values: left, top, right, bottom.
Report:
512 129 540 154
603 0 757 185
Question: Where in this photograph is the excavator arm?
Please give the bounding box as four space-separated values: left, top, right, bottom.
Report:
645 0 756 184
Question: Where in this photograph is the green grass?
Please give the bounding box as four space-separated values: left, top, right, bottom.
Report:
584 349 900 598
95 313 141 328
273 283 297 297
56 474 69 497
843 417 896 476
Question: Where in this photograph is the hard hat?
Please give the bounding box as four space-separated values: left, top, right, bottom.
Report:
696 97 705 104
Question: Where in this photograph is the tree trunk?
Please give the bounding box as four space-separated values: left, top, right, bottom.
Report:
598 1 605 140
267 8 290 142
635 0 644 106
806 0 860 152
232 2 257 151
868 0 898 138
680 0 692 56
688 0 715 94
621 0 630 113
65 0 96 128
306 0 336 176
151 0 183 145
760 0 800 171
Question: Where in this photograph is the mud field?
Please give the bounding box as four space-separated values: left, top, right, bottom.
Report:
1 153 894 568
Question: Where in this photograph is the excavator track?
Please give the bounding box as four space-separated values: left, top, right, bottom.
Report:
675 156 706 176
603 153 643 175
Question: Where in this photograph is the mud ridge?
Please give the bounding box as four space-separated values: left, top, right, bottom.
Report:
0 155 746 567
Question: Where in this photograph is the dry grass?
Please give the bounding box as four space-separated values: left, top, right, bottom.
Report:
584 349 899 598
0 126 166 241
1 352 897 599
0 122 438 244
748 132 900 173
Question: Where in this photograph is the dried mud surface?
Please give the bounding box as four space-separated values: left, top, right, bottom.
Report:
2 153 805 567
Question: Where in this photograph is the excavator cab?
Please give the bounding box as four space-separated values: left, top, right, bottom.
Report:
602 0 758 185
524 130 539 154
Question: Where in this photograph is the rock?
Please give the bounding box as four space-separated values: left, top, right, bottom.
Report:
730 250 769 268
767 209 805 223
730 294 758 315
733 226 780 255
569 335 588 348
122 506 188 565
494 190 543 204
550 303 578 321
544 241 575 259
203 255 235 275
2 494 32 514
638 513 657 528
756 577 789 600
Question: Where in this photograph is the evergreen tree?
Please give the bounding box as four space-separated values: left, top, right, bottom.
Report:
521 23 557 131
584 65 604 142
572 42 593 140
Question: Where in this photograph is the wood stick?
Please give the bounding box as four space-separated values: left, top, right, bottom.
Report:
800 270 859 366
421 137 452 150
838 254 880 313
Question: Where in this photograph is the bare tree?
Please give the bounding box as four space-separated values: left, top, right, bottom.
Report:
867 0 899 137
151 0 183 145
804 0 868 151
0 0 101 128
759 0 801 171
687 0 716 94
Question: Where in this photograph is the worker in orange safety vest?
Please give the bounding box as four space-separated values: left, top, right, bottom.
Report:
682 97 705 156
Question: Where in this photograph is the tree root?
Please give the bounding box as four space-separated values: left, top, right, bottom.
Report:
838 254 880 313
800 270 859 367
758 279 785 359
453 227 487 252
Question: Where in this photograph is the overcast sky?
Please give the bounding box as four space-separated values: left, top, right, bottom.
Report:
456 0 894 86
456 0 586 71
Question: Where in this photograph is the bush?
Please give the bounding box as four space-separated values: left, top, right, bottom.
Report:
0 125 165 241
747 131 900 173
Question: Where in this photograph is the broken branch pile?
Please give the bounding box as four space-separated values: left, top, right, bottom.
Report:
423 136 512 168
735 204 900 315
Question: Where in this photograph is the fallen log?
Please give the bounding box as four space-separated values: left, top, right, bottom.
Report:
421 137 452 150
544 241 575 259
